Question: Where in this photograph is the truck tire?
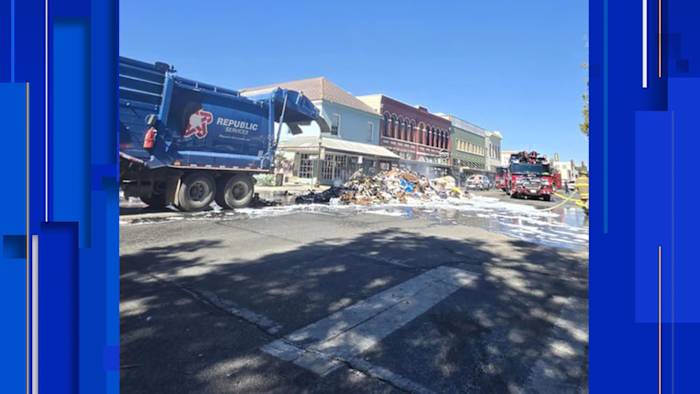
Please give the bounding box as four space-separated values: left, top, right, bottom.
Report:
176 172 216 212
140 194 167 209
215 174 254 209
543 194 552 202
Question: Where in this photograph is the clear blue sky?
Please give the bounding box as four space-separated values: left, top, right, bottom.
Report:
120 0 588 163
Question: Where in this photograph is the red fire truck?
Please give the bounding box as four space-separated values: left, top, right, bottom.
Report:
507 151 554 201
551 170 562 190
494 167 508 191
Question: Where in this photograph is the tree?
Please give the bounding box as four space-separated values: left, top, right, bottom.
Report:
580 63 589 138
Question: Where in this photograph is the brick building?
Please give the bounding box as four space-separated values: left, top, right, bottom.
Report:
357 94 451 176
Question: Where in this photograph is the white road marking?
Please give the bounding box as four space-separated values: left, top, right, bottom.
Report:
261 266 478 388
149 273 284 334
32 235 39 394
643 0 648 88
198 289 283 334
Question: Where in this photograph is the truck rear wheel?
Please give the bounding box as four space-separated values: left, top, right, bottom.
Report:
176 172 216 212
215 174 254 209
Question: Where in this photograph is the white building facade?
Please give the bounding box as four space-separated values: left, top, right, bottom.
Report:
552 160 579 182
484 131 503 172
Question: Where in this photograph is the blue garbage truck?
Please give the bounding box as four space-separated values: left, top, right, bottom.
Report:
119 56 318 211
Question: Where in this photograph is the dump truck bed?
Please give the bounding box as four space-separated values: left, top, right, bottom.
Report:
119 56 317 171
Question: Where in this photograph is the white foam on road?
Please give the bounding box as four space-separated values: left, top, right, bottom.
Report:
121 194 588 250
261 266 478 388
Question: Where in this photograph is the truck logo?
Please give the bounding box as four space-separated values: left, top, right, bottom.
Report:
184 109 213 139
216 117 259 135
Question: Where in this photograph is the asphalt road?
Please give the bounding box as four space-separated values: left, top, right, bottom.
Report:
121 200 588 393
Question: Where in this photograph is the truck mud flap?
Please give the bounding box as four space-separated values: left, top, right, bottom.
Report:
165 173 183 207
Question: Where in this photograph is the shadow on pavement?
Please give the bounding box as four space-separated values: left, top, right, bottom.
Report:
121 228 588 393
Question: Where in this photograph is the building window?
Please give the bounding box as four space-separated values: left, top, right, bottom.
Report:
368 122 374 142
331 113 341 135
298 154 313 178
383 113 391 137
321 154 335 180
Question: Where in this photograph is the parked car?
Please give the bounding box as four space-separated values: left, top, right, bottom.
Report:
465 175 492 191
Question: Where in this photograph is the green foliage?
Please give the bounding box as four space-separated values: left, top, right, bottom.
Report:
580 64 589 138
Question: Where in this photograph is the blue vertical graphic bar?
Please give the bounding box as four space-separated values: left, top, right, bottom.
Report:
10 0 14 82
89 1 120 392
0 83 27 393
668 77 700 324
0 0 10 82
634 111 672 323
52 20 90 247
8 0 118 392
602 0 608 233
39 222 78 393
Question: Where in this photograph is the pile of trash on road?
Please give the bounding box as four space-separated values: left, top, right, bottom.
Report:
295 169 468 205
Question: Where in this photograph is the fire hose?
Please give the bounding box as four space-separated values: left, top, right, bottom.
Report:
540 190 582 211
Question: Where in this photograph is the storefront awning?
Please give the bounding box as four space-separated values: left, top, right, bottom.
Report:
278 136 400 161
459 167 490 173
398 158 452 169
